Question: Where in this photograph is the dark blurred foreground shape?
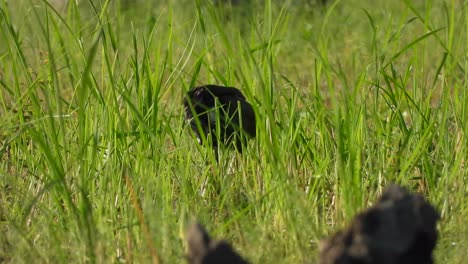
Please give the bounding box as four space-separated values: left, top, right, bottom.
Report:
185 222 249 264
184 85 256 153
184 184 439 264
319 184 440 264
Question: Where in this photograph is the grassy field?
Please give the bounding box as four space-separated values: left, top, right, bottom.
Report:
0 0 467 263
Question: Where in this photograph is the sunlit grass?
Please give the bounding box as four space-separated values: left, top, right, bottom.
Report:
0 0 466 263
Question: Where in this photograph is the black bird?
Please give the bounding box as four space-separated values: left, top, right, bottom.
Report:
184 85 256 153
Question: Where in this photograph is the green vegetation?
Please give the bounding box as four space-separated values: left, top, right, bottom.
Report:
0 0 466 263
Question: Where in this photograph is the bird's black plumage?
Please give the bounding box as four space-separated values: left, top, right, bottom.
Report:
184 85 256 152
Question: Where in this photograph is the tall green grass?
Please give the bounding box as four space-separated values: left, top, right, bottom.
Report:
0 0 466 263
